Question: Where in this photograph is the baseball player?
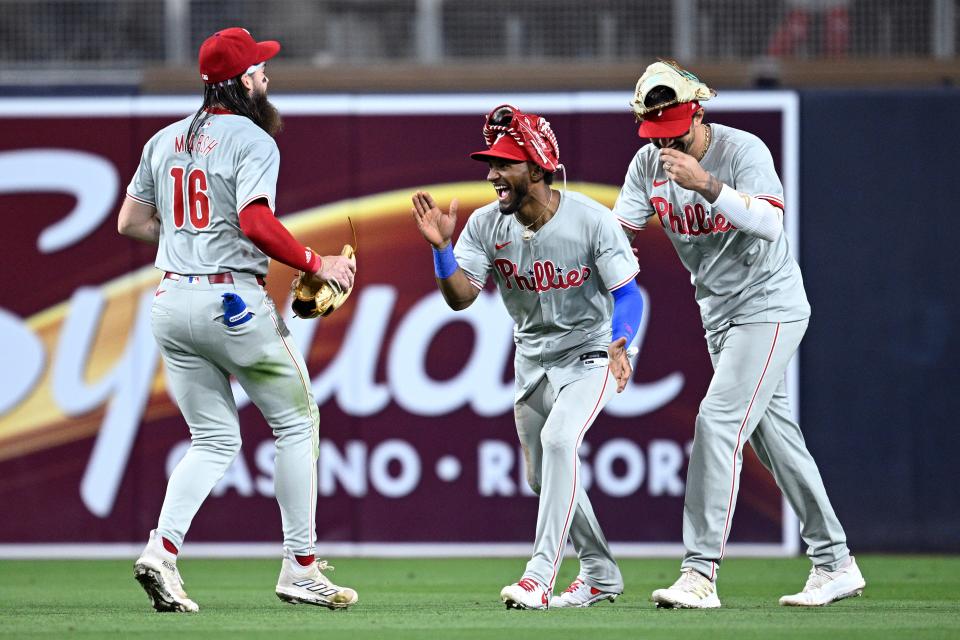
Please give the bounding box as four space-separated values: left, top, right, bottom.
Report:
117 27 357 612
613 61 865 608
411 105 644 610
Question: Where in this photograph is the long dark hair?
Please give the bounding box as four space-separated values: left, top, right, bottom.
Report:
644 86 677 109
186 76 281 154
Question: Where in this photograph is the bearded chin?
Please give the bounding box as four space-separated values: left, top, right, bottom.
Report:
249 92 283 137
499 182 528 215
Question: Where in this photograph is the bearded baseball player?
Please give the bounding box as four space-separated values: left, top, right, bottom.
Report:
613 61 865 608
411 105 644 610
117 27 357 612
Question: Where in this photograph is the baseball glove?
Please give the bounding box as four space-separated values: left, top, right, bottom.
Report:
290 218 357 319
631 59 716 119
481 104 561 172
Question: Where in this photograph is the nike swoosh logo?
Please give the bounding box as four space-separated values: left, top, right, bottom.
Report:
653 179 669 187
495 241 512 250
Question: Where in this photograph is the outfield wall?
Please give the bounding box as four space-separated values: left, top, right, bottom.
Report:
0 89 956 556
0 92 800 557
796 89 960 553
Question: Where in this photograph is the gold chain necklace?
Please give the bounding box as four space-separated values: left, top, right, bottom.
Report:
696 124 711 162
517 190 555 240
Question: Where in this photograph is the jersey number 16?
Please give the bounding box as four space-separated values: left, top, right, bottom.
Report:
169 167 210 229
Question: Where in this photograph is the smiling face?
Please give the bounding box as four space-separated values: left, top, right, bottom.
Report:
487 159 534 215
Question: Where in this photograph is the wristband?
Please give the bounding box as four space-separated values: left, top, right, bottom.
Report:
432 243 459 279
307 251 322 274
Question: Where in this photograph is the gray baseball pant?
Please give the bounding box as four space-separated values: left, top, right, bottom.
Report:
682 319 850 581
150 273 319 555
515 366 624 594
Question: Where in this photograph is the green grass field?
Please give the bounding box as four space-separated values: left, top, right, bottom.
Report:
1 555 958 639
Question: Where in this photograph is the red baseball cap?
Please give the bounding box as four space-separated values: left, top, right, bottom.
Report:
638 101 700 138
198 27 280 84
470 133 529 164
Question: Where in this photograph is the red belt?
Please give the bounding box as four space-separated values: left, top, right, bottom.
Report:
164 272 265 286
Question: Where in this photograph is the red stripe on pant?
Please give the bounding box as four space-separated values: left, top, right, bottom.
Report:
270 311 318 553
548 370 610 592
711 323 780 581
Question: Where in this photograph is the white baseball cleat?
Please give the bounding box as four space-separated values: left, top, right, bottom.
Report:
550 576 621 608
133 530 199 613
275 548 358 609
779 556 866 606
651 568 721 609
500 577 550 610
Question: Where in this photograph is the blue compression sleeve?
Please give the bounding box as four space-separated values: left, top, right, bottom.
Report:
433 243 459 279
611 280 643 346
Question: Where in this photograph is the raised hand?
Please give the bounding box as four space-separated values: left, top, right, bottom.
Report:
660 147 705 191
660 147 724 201
411 190 458 249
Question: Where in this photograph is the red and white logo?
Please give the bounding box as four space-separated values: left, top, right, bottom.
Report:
651 196 734 236
494 258 591 292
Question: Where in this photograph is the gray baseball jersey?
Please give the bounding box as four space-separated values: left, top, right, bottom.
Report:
455 189 635 595
455 190 639 396
613 123 809 331
127 111 279 275
615 122 852 586
127 109 322 559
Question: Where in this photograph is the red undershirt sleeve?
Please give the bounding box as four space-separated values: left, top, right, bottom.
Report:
238 200 322 273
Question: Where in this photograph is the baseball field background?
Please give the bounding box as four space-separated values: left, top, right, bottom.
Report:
1 1 958 638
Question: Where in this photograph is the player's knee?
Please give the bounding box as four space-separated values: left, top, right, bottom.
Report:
697 392 726 417
697 389 739 423
693 410 733 443
268 406 317 434
219 433 242 458
540 429 578 455
191 430 241 459
272 417 315 446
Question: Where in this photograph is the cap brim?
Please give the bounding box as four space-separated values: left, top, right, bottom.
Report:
638 118 692 139
470 148 527 163
637 101 699 139
256 40 281 64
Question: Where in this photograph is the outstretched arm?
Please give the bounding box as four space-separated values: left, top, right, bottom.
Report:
239 200 355 290
411 190 480 310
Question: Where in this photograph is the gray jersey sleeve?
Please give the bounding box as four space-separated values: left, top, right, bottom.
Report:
612 150 655 232
732 137 785 208
453 210 492 290
236 138 280 212
594 207 640 291
127 134 159 206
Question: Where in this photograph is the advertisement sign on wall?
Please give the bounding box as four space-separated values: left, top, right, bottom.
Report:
0 92 799 556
